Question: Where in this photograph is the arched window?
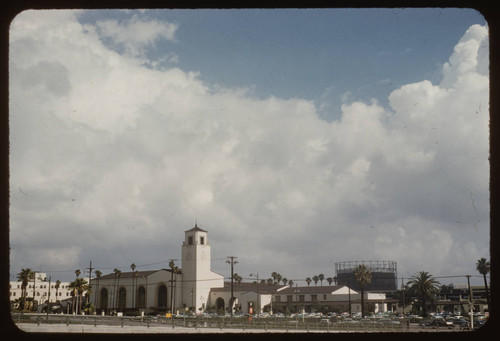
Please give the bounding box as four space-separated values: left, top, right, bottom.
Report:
118 287 126 310
100 288 108 309
215 297 225 311
137 286 146 308
158 285 167 308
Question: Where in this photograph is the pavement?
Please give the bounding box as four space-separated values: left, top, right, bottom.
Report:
15 323 345 334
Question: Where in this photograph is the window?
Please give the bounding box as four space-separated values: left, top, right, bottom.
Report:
137 286 146 308
287 295 293 303
275 296 281 303
200 236 205 245
323 294 327 300
188 236 193 245
299 295 305 302
311 295 317 302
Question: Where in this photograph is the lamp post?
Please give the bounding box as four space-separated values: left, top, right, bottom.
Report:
226 256 238 324
250 273 260 317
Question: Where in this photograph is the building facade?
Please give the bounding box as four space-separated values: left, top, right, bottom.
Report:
9 272 78 312
89 225 224 315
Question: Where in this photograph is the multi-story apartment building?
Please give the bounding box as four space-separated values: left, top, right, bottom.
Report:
9 272 81 309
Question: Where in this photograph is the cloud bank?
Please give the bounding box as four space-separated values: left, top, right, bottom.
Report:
9 11 489 282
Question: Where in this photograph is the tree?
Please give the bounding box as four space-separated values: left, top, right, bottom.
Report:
305 277 312 286
326 277 333 286
476 258 490 307
318 274 325 286
353 265 372 318
407 271 440 317
313 275 319 286
17 268 34 311
68 280 78 314
55 280 61 304
288 280 294 287
75 278 89 314
232 273 243 284
94 270 102 310
130 263 136 309
393 284 411 313
113 269 122 311
75 269 81 278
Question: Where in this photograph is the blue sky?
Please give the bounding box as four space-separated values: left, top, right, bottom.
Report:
9 9 489 285
80 8 486 120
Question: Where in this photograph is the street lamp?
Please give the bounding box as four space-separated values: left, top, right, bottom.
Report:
226 256 238 323
250 273 260 317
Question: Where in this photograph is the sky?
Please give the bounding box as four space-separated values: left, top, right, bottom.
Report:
9 8 489 286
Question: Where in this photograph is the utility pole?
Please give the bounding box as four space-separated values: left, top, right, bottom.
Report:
226 256 238 324
46 276 51 321
466 274 474 330
250 273 259 316
401 277 405 316
169 259 178 313
86 261 93 307
32 271 36 312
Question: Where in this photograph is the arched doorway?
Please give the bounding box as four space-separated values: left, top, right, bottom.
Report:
100 288 108 310
158 285 167 308
215 297 225 311
118 287 126 310
137 286 146 308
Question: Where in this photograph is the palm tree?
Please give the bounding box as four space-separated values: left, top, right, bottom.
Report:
94 270 102 310
326 277 333 286
17 268 34 311
130 264 136 309
282 278 288 286
407 271 440 317
55 280 61 304
476 258 490 307
266 278 273 285
68 280 78 314
312 275 319 286
353 264 372 318
75 269 81 278
233 273 243 285
113 269 122 311
288 280 294 287
276 273 282 285
75 278 89 314
305 277 312 286
318 274 325 286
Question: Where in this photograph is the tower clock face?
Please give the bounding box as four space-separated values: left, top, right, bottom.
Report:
186 251 192 260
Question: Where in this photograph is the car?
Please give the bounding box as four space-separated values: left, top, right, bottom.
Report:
319 319 331 324
419 319 450 329
452 319 470 329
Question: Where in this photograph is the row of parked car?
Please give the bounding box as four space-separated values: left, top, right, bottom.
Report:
418 313 488 330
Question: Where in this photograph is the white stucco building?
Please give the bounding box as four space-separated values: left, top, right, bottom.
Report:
89 225 224 315
9 272 79 312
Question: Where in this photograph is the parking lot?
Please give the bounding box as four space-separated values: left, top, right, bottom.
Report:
11 313 480 333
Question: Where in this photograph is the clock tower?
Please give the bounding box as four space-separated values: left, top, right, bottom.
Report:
181 223 223 312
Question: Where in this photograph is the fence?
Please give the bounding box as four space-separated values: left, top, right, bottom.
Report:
11 313 431 332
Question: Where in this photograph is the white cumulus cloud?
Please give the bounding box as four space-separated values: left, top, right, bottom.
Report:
9 10 489 282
